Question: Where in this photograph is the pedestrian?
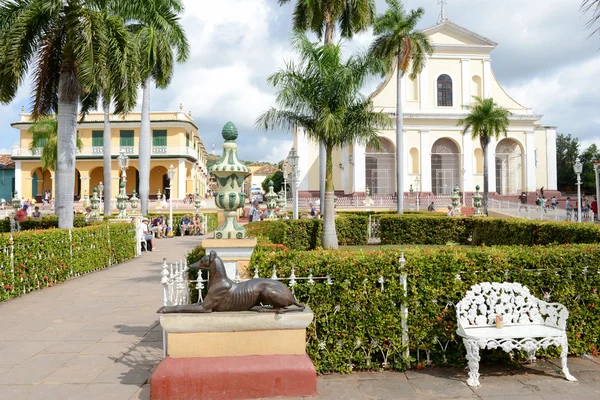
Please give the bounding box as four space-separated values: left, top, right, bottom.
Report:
428 202 435 212
140 217 154 251
14 204 28 231
249 200 261 222
540 186 544 199
519 192 527 211
447 206 454 217
591 196 598 220
565 197 572 220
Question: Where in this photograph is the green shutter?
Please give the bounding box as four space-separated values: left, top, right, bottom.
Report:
153 130 167 147
120 130 134 147
186 133 190 147
92 130 103 147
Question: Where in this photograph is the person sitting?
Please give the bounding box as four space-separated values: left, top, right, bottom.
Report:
446 205 454 217
151 216 165 238
84 207 93 221
139 217 154 251
310 203 317 218
180 214 192 236
427 202 435 212
32 206 42 220
191 214 202 235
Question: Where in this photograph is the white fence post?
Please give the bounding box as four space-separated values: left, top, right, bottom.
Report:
399 252 409 365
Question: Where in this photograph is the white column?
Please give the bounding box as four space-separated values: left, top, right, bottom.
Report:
420 130 431 192
178 159 186 199
462 131 473 191
545 128 557 191
483 59 492 99
353 141 366 194
340 145 350 194
419 60 430 110
461 58 471 107
525 130 536 192
296 127 311 191
14 160 21 196
487 138 497 194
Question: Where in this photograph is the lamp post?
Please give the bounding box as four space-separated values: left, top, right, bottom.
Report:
118 150 129 184
288 147 299 220
574 157 583 223
116 150 130 219
414 176 420 211
409 184 414 211
168 164 176 234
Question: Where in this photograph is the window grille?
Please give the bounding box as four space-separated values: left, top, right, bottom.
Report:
437 74 453 107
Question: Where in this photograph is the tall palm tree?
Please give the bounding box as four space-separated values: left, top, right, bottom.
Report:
458 97 511 216
278 0 376 214
29 115 83 173
114 0 189 216
80 7 139 217
369 0 432 214
0 0 136 228
256 33 391 249
582 1 600 35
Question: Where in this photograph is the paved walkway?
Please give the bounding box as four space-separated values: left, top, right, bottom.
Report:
2 235 600 400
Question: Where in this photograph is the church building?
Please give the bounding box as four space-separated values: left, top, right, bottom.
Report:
293 19 557 201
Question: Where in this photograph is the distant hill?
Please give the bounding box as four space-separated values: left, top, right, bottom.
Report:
206 154 279 169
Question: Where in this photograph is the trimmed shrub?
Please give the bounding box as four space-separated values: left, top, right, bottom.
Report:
0 215 98 233
246 217 369 250
249 244 600 374
0 224 136 301
380 215 473 245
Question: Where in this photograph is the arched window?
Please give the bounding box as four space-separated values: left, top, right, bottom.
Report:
437 74 453 107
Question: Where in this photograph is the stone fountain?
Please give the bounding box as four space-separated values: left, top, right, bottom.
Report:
201 122 256 279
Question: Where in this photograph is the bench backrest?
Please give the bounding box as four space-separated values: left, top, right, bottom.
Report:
456 282 545 328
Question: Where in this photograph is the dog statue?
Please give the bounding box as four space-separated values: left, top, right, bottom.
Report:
157 251 305 313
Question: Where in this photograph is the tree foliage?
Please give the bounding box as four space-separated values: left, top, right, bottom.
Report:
29 115 82 172
261 170 286 194
580 143 600 193
556 133 580 191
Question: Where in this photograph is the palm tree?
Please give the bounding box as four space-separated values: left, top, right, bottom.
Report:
256 33 391 249
369 0 432 214
458 97 511 215
114 0 189 216
278 0 376 214
29 115 83 172
0 0 136 228
582 1 600 35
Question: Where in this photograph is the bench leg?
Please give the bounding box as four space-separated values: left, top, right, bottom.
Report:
526 349 537 364
560 335 577 382
463 338 481 387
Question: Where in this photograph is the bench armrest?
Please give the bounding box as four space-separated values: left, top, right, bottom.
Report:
538 300 569 330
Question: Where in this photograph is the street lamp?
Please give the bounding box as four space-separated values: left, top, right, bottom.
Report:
574 157 583 223
414 176 420 211
288 148 299 219
168 164 176 233
118 150 129 184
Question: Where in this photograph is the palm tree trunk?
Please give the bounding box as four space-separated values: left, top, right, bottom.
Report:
103 101 112 216
396 56 404 214
321 143 338 250
56 61 80 229
139 78 151 216
483 144 489 216
319 18 334 216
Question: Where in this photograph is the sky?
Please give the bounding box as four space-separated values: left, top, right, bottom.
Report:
0 0 598 161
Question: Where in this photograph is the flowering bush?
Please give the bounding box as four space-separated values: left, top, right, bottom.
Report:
0 224 136 301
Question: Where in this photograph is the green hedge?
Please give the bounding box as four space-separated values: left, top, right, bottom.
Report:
249 244 600 373
0 215 97 233
246 217 369 249
379 215 600 246
0 224 137 301
380 215 473 245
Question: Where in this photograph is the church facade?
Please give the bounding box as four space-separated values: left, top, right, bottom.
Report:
293 20 557 200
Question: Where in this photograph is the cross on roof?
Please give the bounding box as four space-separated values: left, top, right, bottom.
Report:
438 0 448 24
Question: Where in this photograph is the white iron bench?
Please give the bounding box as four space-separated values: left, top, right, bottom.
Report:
456 282 577 387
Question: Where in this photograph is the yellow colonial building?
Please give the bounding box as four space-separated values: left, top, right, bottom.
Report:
11 108 209 202
294 19 558 200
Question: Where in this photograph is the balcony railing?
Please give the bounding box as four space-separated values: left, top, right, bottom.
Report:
12 146 199 160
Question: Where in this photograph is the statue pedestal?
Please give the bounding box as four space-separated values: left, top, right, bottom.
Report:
201 238 257 280
150 308 317 400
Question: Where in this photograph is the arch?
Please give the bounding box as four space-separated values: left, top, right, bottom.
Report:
431 138 461 195
74 169 81 199
31 168 44 198
186 166 193 196
89 166 104 194
150 166 169 197
437 74 453 107
410 147 419 174
365 137 395 195
471 75 482 99
474 148 483 174
495 138 524 195
121 166 139 195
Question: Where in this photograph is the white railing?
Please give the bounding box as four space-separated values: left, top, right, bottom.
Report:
12 145 199 160
488 199 595 223
293 194 466 210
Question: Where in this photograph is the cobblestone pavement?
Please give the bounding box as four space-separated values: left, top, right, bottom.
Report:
1 234 600 400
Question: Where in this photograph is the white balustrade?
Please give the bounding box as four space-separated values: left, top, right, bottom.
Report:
11 145 199 160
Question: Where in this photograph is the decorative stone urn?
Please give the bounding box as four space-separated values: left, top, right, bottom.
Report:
472 185 483 215
116 181 128 219
90 187 100 217
265 180 278 219
209 122 251 239
451 185 461 214
130 190 139 214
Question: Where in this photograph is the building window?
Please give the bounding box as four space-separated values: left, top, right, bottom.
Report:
437 74 453 107
153 130 167 147
92 130 103 147
120 130 134 147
